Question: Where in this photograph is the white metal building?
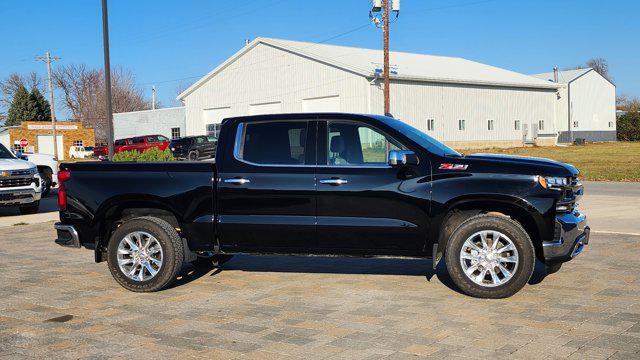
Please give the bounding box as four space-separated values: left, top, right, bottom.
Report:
113 107 186 140
532 68 616 142
177 37 564 148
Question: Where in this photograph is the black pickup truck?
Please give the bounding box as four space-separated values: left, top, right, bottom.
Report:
55 113 589 298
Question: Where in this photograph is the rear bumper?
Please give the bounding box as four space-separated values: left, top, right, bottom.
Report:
543 210 590 264
54 223 81 248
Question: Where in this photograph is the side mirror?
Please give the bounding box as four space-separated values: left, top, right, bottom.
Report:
388 150 419 167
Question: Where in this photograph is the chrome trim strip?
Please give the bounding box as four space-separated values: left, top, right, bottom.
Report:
224 178 250 184
319 179 348 185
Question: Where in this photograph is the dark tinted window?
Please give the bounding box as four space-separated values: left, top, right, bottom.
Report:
237 121 307 165
115 139 127 146
131 137 145 144
0 144 15 159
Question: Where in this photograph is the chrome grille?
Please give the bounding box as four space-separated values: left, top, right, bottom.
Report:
0 177 33 188
9 169 34 176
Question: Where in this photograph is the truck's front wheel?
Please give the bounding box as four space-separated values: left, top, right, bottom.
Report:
445 214 535 299
106 216 184 292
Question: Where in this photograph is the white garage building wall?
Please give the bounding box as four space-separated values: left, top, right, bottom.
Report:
532 69 616 142
182 42 367 136
180 38 561 148
113 107 186 140
369 80 558 148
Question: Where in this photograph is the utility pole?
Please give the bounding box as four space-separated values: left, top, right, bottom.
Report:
382 0 390 116
370 0 399 116
101 0 115 161
35 51 61 159
152 85 156 110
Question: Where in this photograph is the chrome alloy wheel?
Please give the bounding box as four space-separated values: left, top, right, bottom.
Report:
459 230 519 287
117 231 163 282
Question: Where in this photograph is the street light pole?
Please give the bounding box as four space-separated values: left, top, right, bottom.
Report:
101 0 115 161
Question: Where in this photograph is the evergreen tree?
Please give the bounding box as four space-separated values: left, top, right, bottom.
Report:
29 88 51 121
6 85 34 126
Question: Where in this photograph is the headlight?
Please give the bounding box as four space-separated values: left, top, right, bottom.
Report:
538 176 568 189
30 167 38 175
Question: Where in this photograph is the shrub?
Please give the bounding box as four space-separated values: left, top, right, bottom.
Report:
617 112 640 141
112 148 175 162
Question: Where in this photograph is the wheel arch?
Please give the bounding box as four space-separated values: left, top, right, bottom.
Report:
94 197 184 263
433 195 546 262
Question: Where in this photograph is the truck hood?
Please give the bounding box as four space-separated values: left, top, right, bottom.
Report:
463 153 579 177
0 158 37 171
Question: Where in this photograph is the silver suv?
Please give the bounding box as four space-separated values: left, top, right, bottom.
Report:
0 143 42 214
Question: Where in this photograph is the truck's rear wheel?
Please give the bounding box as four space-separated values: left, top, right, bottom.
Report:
106 216 184 292
445 214 535 299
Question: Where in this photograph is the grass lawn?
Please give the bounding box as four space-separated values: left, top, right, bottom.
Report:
458 142 640 182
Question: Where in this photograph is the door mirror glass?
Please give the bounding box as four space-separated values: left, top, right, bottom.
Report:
388 150 419 166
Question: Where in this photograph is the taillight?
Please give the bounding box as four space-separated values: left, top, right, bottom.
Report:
58 170 71 210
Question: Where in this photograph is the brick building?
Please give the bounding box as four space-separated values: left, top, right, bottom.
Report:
0 121 95 160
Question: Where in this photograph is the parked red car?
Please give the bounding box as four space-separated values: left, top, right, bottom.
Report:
93 135 170 159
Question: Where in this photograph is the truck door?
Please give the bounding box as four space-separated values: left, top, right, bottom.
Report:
216 119 317 252
314 119 431 255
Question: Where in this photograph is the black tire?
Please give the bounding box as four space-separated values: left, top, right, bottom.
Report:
19 201 39 215
188 150 199 161
445 214 535 299
106 216 184 292
39 169 52 197
193 254 234 268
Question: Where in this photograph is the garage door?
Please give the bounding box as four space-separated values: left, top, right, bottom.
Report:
249 102 282 115
302 95 340 112
37 135 65 160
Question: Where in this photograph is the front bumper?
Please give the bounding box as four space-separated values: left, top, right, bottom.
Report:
543 210 590 264
54 223 81 248
0 187 41 206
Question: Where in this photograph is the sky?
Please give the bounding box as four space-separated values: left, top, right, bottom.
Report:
1 0 638 119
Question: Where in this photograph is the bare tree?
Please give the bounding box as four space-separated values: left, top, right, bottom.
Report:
0 72 45 120
52 64 153 142
585 58 612 83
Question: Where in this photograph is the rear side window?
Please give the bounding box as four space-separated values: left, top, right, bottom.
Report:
115 139 127 146
131 137 145 144
236 121 308 165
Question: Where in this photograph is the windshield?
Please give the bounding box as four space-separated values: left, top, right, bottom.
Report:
376 116 461 157
0 143 17 159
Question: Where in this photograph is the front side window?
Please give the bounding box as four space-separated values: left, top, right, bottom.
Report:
327 121 401 166
131 137 145 144
236 121 308 165
115 139 127 146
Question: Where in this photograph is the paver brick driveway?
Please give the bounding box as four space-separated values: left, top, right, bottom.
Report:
1 223 639 359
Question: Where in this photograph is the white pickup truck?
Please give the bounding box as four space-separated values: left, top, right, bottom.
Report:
0 143 43 214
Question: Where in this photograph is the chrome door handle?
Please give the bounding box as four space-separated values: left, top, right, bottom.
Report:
223 178 250 185
319 178 348 185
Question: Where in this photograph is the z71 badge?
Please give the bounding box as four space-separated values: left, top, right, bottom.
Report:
439 163 468 170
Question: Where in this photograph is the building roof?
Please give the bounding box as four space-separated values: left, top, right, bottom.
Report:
531 68 593 84
178 37 559 100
